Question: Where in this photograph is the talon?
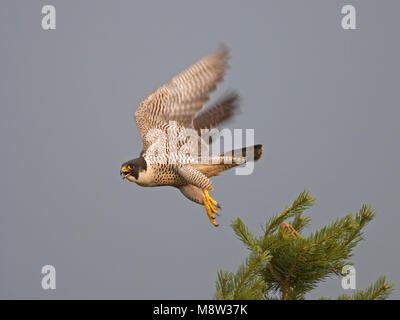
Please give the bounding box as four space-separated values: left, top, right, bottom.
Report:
204 190 220 226
209 196 218 206
205 203 218 226
209 203 219 214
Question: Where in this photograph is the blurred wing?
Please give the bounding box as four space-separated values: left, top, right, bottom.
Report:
135 46 228 151
193 92 239 134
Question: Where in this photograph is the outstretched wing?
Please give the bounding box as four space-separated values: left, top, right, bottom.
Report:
193 92 239 134
134 46 228 151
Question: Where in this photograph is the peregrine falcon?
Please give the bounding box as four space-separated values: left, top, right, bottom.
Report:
120 47 263 226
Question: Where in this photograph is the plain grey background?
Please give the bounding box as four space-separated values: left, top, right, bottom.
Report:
1 1 399 299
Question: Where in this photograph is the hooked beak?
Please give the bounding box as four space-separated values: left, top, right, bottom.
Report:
120 166 131 179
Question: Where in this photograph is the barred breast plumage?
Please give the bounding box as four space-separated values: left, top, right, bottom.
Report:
120 46 263 227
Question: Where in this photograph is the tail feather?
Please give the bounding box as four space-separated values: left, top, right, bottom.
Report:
192 144 263 178
221 144 263 162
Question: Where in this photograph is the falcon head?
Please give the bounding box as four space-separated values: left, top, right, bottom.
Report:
120 156 147 182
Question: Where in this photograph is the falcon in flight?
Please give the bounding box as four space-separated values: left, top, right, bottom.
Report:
120 47 263 226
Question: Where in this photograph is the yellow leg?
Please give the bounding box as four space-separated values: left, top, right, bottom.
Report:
280 222 302 238
204 190 220 227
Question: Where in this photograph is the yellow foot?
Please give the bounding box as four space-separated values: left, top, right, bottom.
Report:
204 190 221 227
280 222 302 238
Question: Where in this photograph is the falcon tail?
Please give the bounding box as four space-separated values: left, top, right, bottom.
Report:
192 144 263 178
223 144 264 162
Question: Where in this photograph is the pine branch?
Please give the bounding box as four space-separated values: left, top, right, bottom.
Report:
231 218 259 251
266 263 284 289
215 270 234 300
281 250 302 300
263 190 315 241
232 250 271 299
335 276 395 300
214 190 394 300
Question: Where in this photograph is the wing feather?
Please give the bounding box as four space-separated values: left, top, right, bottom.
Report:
134 46 229 151
193 92 239 134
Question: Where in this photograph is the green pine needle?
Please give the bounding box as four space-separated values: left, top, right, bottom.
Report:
214 191 394 300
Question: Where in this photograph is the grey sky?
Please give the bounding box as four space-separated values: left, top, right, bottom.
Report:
0 1 399 299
